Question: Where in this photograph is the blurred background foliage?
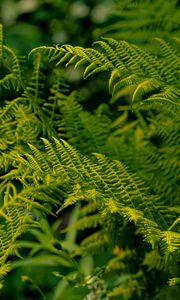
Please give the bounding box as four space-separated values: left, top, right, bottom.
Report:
0 0 113 54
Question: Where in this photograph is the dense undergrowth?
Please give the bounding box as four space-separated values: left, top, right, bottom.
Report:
0 1 180 299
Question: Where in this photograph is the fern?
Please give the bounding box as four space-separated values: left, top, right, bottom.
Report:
9 138 179 258
96 0 180 47
0 19 179 299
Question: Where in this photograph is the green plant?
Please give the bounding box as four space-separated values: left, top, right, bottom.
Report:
0 9 180 300
0 0 113 54
94 0 180 47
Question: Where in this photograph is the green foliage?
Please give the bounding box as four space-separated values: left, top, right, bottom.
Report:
43 36 180 109
0 1 180 298
95 0 180 46
0 0 113 54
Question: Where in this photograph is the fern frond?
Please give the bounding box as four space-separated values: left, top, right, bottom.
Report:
11 138 178 258
160 231 180 254
0 44 24 91
29 45 63 63
0 203 37 283
97 0 180 46
143 250 166 270
38 37 180 112
54 92 111 154
24 52 44 102
79 230 109 255
65 214 103 232
168 277 180 286
0 263 11 289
